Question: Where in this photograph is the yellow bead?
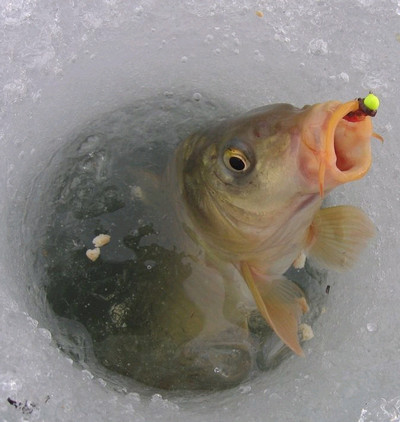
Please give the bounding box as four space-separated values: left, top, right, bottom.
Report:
363 93 380 111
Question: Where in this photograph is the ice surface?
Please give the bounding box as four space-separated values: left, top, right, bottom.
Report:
1 0 399 421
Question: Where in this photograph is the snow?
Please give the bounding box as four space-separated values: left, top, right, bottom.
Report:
1 0 399 421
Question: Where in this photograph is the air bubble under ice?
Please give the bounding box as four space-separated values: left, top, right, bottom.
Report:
1 0 400 421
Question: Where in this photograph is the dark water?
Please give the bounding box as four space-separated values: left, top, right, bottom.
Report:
30 93 327 391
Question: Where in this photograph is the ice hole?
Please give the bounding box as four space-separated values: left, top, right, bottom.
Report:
23 95 326 392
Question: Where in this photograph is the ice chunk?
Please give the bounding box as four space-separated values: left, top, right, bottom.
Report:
299 324 314 342
92 234 111 248
86 247 100 261
308 39 328 55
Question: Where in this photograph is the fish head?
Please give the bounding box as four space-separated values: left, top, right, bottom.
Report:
181 99 375 214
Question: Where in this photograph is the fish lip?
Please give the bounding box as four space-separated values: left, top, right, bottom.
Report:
301 100 373 192
330 103 372 183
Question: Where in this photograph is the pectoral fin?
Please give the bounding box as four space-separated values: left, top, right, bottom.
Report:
309 205 376 271
240 262 308 356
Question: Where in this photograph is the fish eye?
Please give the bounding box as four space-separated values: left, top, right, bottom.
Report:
223 148 250 172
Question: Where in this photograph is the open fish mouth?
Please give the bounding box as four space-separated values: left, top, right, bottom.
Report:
302 96 382 196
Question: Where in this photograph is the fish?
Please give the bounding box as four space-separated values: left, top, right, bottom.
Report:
171 96 379 357
97 96 380 389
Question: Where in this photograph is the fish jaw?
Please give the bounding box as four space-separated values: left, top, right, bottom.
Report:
298 100 374 195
